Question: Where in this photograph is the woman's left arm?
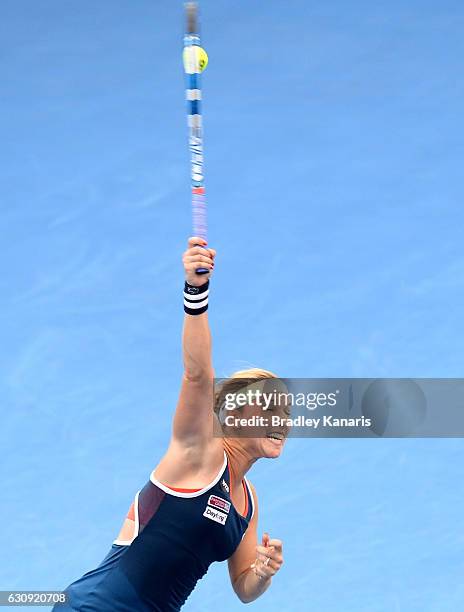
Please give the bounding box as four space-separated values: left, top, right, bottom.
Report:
228 484 284 603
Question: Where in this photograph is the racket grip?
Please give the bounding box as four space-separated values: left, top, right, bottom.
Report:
195 244 210 275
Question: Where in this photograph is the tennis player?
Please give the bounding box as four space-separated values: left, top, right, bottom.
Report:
55 237 285 611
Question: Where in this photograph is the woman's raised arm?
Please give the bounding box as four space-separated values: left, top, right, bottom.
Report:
171 237 217 447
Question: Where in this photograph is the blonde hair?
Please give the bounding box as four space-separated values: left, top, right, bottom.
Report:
214 368 278 418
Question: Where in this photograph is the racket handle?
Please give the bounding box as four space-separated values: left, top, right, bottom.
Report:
195 243 210 275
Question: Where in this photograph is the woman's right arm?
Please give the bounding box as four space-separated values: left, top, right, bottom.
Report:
171 237 217 449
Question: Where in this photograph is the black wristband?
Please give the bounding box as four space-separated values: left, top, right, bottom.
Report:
184 281 209 315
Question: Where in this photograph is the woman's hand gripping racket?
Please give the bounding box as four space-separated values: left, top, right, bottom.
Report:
184 3 209 275
183 237 215 288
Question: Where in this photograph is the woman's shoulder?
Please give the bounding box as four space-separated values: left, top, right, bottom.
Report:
245 479 258 508
152 437 225 488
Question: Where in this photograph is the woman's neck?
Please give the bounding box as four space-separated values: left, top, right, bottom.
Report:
223 438 256 484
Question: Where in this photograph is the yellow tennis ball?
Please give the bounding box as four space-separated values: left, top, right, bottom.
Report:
197 47 208 72
183 46 208 72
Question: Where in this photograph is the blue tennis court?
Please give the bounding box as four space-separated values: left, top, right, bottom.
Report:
2 1 464 610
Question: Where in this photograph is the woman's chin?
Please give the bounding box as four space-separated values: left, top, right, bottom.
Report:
262 436 284 458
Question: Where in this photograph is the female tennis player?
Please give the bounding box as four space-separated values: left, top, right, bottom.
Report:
55 237 285 611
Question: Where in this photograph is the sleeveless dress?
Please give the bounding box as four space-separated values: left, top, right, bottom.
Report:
54 452 254 611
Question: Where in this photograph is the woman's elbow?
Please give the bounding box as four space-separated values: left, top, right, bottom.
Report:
236 593 254 604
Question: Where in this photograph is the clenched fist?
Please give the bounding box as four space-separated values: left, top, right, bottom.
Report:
251 533 284 581
183 237 216 287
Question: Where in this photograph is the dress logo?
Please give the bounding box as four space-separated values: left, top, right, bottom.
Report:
221 479 229 494
208 495 231 513
203 506 228 525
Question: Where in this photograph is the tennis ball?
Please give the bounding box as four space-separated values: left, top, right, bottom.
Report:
183 46 209 72
197 47 208 72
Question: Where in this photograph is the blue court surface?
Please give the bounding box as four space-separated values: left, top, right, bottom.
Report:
2 1 464 610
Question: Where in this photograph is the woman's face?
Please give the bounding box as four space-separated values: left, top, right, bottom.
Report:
223 394 291 459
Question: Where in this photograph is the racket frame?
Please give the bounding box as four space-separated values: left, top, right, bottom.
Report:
184 3 209 275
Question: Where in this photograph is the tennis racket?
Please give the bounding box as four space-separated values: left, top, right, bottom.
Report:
184 2 209 275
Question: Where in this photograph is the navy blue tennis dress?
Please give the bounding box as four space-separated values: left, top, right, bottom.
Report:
54 452 254 611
